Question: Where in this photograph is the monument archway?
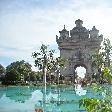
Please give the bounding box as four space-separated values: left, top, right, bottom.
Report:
56 19 103 79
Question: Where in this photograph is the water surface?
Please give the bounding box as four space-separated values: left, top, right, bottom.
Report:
0 84 105 112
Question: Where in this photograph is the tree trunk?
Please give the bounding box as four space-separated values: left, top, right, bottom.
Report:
43 67 46 87
43 67 46 102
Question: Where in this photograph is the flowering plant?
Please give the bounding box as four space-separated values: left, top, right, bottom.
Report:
79 79 88 85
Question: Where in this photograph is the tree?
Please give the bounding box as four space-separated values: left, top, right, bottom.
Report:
32 44 66 85
91 49 105 83
91 38 112 83
79 98 112 112
79 84 112 112
32 44 55 86
36 71 43 81
79 38 112 111
0 64 6 81
5 60 32 83
102 38 112 82
0 64 5 75
50 57 66 84
29 71 37 82
5 69 20 83
92 49 105 68
103 38 112 67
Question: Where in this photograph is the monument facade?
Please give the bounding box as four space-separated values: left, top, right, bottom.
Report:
56 19 103 79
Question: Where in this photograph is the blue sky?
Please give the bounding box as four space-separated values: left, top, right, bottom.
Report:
0 0 112 72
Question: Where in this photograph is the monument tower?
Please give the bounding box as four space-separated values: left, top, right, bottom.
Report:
56 19 103 79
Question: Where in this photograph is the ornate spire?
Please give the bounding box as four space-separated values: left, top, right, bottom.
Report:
59 24 69 37
75 19 83 27
59 24 68 33
70 19 89 38
92 26 98 31
90 26 99 38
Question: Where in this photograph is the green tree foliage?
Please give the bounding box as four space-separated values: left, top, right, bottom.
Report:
35 71 43 81
32 44 55 70
80 38 112 112
108 65 112 82
0 64 5 75
0 64 6 81
79 84 112 112
29 71 37 82
79 98 112 112
92 38 112 68
48 56 66 74
92 49 105 68
103 38 112 67
91 49 105 83
5 69 20 82
5 60 32 83
91 38 112 82
50 57 66 84
103 67 110 80
32 44 55 85
32 44 66 85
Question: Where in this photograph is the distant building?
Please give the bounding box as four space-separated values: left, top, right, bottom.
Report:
56 19 103 79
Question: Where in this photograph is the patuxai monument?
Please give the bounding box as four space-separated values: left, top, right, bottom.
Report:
56 19 103 80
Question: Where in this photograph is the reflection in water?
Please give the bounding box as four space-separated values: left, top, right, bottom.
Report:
75 84 87 96
35 101 43 109
0 85 106 112
5 86 36 103
0 87 6 98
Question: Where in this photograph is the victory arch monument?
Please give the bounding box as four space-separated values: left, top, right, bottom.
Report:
56 19 103 79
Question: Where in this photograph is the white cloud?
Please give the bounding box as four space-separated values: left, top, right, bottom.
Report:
0 0 112 68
